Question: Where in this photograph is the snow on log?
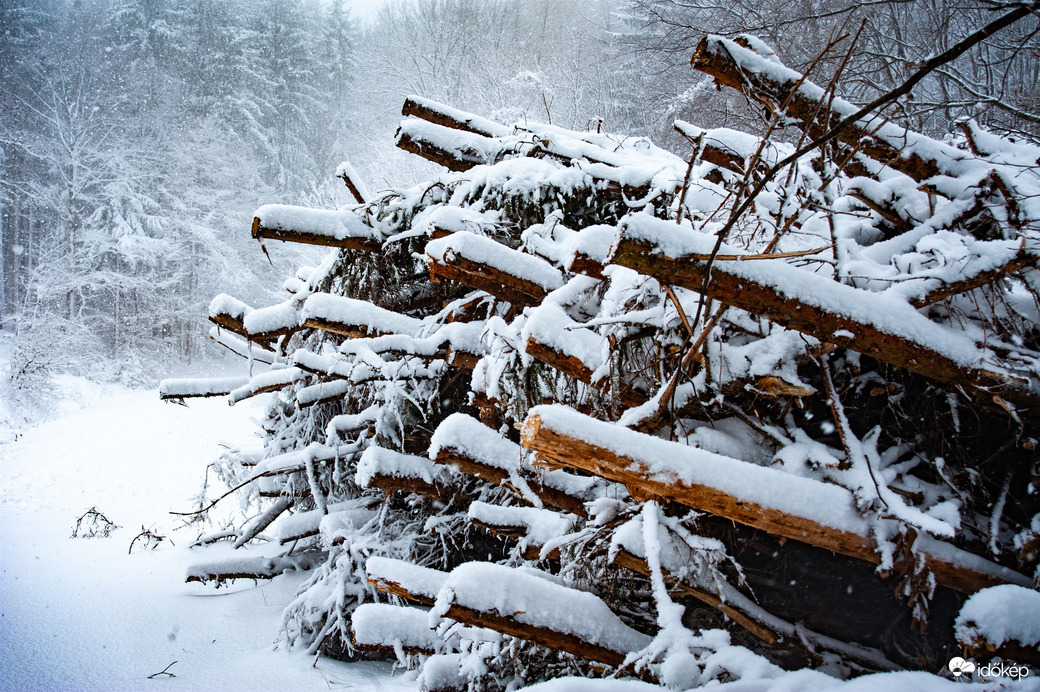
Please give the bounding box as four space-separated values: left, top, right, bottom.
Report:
523 302 648 407
207 327 279 365
228 367 309 404
467 501 576 560
955 584 1040 666
366 556 449 607
295 379 353 408
521 404 1032 594
252 204 383 251
252 442 359 478
301 293 424 339
432 562 652 667
208 293 256 340
673 120 763 175
419 653 470 692
396 119 507 172
159 376 249 400
690 36 974 182
272 497 379 545
335 160 370 204
608 214 1038 408
425 232 565 307
523 224 619 282
241 299 303 343
351 603 439 656
185 550 324 586
429 413 602 517
356 446 466 502
325 406 381 443
402 94 512 139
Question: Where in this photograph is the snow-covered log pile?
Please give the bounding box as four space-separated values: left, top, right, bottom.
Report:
166 34 1040 690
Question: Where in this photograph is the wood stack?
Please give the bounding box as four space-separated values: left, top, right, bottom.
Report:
167 36 1040 688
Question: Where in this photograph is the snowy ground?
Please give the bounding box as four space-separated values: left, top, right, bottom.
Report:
0 383 412 691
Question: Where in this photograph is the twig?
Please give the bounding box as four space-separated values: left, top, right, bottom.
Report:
147 661 177 679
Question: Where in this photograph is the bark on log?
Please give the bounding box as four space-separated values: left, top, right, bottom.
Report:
520 405 1032 594
159 376 249 401
396 121 502 172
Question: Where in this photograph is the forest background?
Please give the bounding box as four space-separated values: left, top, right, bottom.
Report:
2 0 1038 421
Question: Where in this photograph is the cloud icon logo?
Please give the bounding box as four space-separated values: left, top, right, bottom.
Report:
948 657 976 678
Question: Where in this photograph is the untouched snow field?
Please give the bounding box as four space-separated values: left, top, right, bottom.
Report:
0 384 411 692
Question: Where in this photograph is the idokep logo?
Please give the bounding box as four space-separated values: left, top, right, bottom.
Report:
948 657 976 679
948 657 1031 682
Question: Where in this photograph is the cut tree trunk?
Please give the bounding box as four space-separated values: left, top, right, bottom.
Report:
521 405 1032 594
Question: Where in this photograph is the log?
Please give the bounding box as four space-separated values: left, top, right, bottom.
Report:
396 119 505 172
397 112 659 207
251 205 383 252
366 556 448 607
295 379 353 408
520 404 1033 594
690 36 965 182
159 376 249 401
847 191 916 237
228 367 310 405
402 95 512 139
351 603 439 656
434 562 652 668
445 346 481 370
251 442 360 478
608 216 1038 408
335 160 370 204
274 499 379 545
301 293 424 340
356 446 467 504
185 551 324 586
524 334 648 408
233 497 293 549
425 232 564 307
955 584 1040 668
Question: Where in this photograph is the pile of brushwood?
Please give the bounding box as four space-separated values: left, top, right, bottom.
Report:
163 30 1040 691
